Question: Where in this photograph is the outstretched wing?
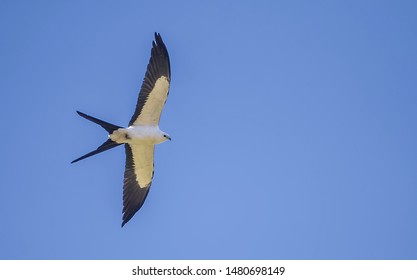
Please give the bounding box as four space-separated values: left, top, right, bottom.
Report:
122 144 155 227
129 32 171 126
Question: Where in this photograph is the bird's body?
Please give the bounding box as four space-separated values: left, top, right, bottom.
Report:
109 125 170 145
72 33 171 227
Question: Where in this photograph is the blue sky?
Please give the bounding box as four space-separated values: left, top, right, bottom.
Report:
1 0 416 259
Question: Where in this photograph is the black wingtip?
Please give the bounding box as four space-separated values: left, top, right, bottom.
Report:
154 32 164 46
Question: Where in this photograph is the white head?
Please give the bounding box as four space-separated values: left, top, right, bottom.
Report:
161 132 171 143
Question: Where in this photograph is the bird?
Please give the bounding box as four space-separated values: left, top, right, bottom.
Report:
72 32 171 227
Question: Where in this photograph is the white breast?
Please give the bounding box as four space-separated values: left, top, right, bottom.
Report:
129 125 166 144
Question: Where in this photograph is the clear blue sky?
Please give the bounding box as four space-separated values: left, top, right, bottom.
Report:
1 0 416 259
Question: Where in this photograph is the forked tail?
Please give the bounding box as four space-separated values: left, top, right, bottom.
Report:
71 111 123 163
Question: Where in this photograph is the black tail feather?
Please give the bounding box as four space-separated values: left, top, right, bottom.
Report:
71 139 121 163
72 111 123 163
76 111 122 134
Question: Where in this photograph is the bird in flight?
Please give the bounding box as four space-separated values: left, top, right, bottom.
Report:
72 33 171 227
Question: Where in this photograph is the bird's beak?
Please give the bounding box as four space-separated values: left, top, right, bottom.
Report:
167 136 171 141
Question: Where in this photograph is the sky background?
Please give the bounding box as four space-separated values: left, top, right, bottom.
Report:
1 0 416 259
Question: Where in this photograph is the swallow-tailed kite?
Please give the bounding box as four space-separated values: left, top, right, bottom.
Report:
72 33 171 227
